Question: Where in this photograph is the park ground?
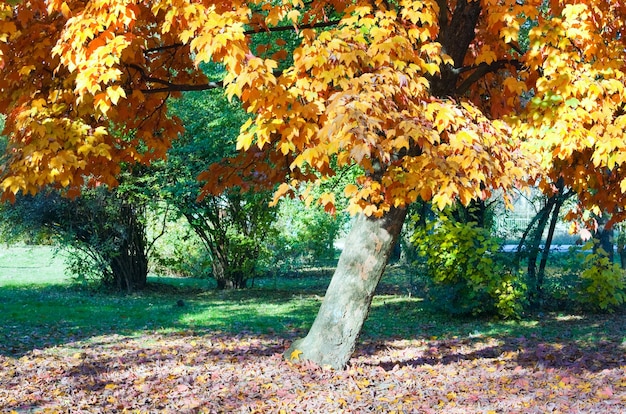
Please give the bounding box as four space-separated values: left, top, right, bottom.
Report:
0 246 625 413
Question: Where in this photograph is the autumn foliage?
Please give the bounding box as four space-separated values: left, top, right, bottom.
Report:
0 0 623 227
0 0 624 226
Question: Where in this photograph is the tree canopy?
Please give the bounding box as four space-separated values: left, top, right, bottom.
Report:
1 0 624 225
0 0 528 211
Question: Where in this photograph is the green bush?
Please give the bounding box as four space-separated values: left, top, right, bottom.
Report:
412 216 525 318
576 248 626 311
149 217 212 279
269 197 348 274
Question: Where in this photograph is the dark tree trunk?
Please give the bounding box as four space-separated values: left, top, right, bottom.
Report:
285 207 407 369
594 216 614 262
536 196 565 306
216 271 247 289
109 203 148 292
526 196 555 305
617 232 626 269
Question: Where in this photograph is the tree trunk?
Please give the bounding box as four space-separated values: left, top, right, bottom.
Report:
536 196 564 306
526 196 555 305
285 206 407 369
109 203 148 292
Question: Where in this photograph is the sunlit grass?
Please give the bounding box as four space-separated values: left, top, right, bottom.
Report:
0 245 623 360
0 244 69 285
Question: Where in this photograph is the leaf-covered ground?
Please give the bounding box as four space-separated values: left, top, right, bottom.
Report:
2 320 625 413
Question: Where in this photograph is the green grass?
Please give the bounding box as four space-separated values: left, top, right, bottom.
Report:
0 246 624 359
0 244 70 285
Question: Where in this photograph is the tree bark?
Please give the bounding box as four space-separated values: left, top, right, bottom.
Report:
285 206 407 369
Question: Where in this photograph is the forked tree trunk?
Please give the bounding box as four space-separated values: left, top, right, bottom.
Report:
285 206 407 369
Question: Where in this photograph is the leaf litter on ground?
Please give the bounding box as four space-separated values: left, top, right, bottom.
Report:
1 318 625 414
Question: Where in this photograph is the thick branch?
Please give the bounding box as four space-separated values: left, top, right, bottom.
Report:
438 0 481 67
432 0 481 97
435 0 449 30
456 59 523 95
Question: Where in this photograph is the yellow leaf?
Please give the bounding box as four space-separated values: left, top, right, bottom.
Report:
434 106 456 133
61 2 72 19
287 10 300 23
344 184 358 197
476 47 497 65
236 131 254 151
503 77 526 95
104 383 117 390
289 349 303 361
432 194 450 210
106 85 126 106
423 62 440 76
500 27 518 43
270 182 291 207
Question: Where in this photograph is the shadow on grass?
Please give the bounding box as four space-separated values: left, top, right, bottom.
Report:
2 277 624 378
0 281 321 357
360 305 626 373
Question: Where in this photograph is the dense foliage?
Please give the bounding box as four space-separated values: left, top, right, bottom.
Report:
412 213 526 318
577 247 626 311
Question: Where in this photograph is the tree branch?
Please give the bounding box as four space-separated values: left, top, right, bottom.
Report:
435 0 449 30
245 19 340 35
456 59 523 95
142 19 340 58
125 63 223 94
140 83 223 94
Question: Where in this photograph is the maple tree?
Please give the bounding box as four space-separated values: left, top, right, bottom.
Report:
1 0 626 368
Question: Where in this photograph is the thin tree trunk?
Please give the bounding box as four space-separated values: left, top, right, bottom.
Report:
285 206 407 369
536 196 564 306
594 215 614 262
515 201 550 262
526 197 555 304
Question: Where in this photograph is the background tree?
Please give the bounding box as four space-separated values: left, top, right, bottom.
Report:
0 169 159 291
163 88 277 289
514 181 576 306
2 0 626 369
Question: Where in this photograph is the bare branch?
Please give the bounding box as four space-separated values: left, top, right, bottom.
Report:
244 19 340 35
125 63 223 94
140 83 223 94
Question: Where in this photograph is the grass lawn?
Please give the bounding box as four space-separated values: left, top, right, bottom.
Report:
1 245 625 412
0 244 70 285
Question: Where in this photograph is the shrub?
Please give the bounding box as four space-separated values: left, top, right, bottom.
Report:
576 247 626 311
149 216 212 279
412 216 525 318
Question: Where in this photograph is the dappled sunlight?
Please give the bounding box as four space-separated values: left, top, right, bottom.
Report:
555 314 585 322
1 266 624 411
1 328 624 412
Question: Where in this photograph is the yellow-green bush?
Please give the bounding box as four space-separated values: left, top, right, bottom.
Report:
577 248 626 311
412 216 525 319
